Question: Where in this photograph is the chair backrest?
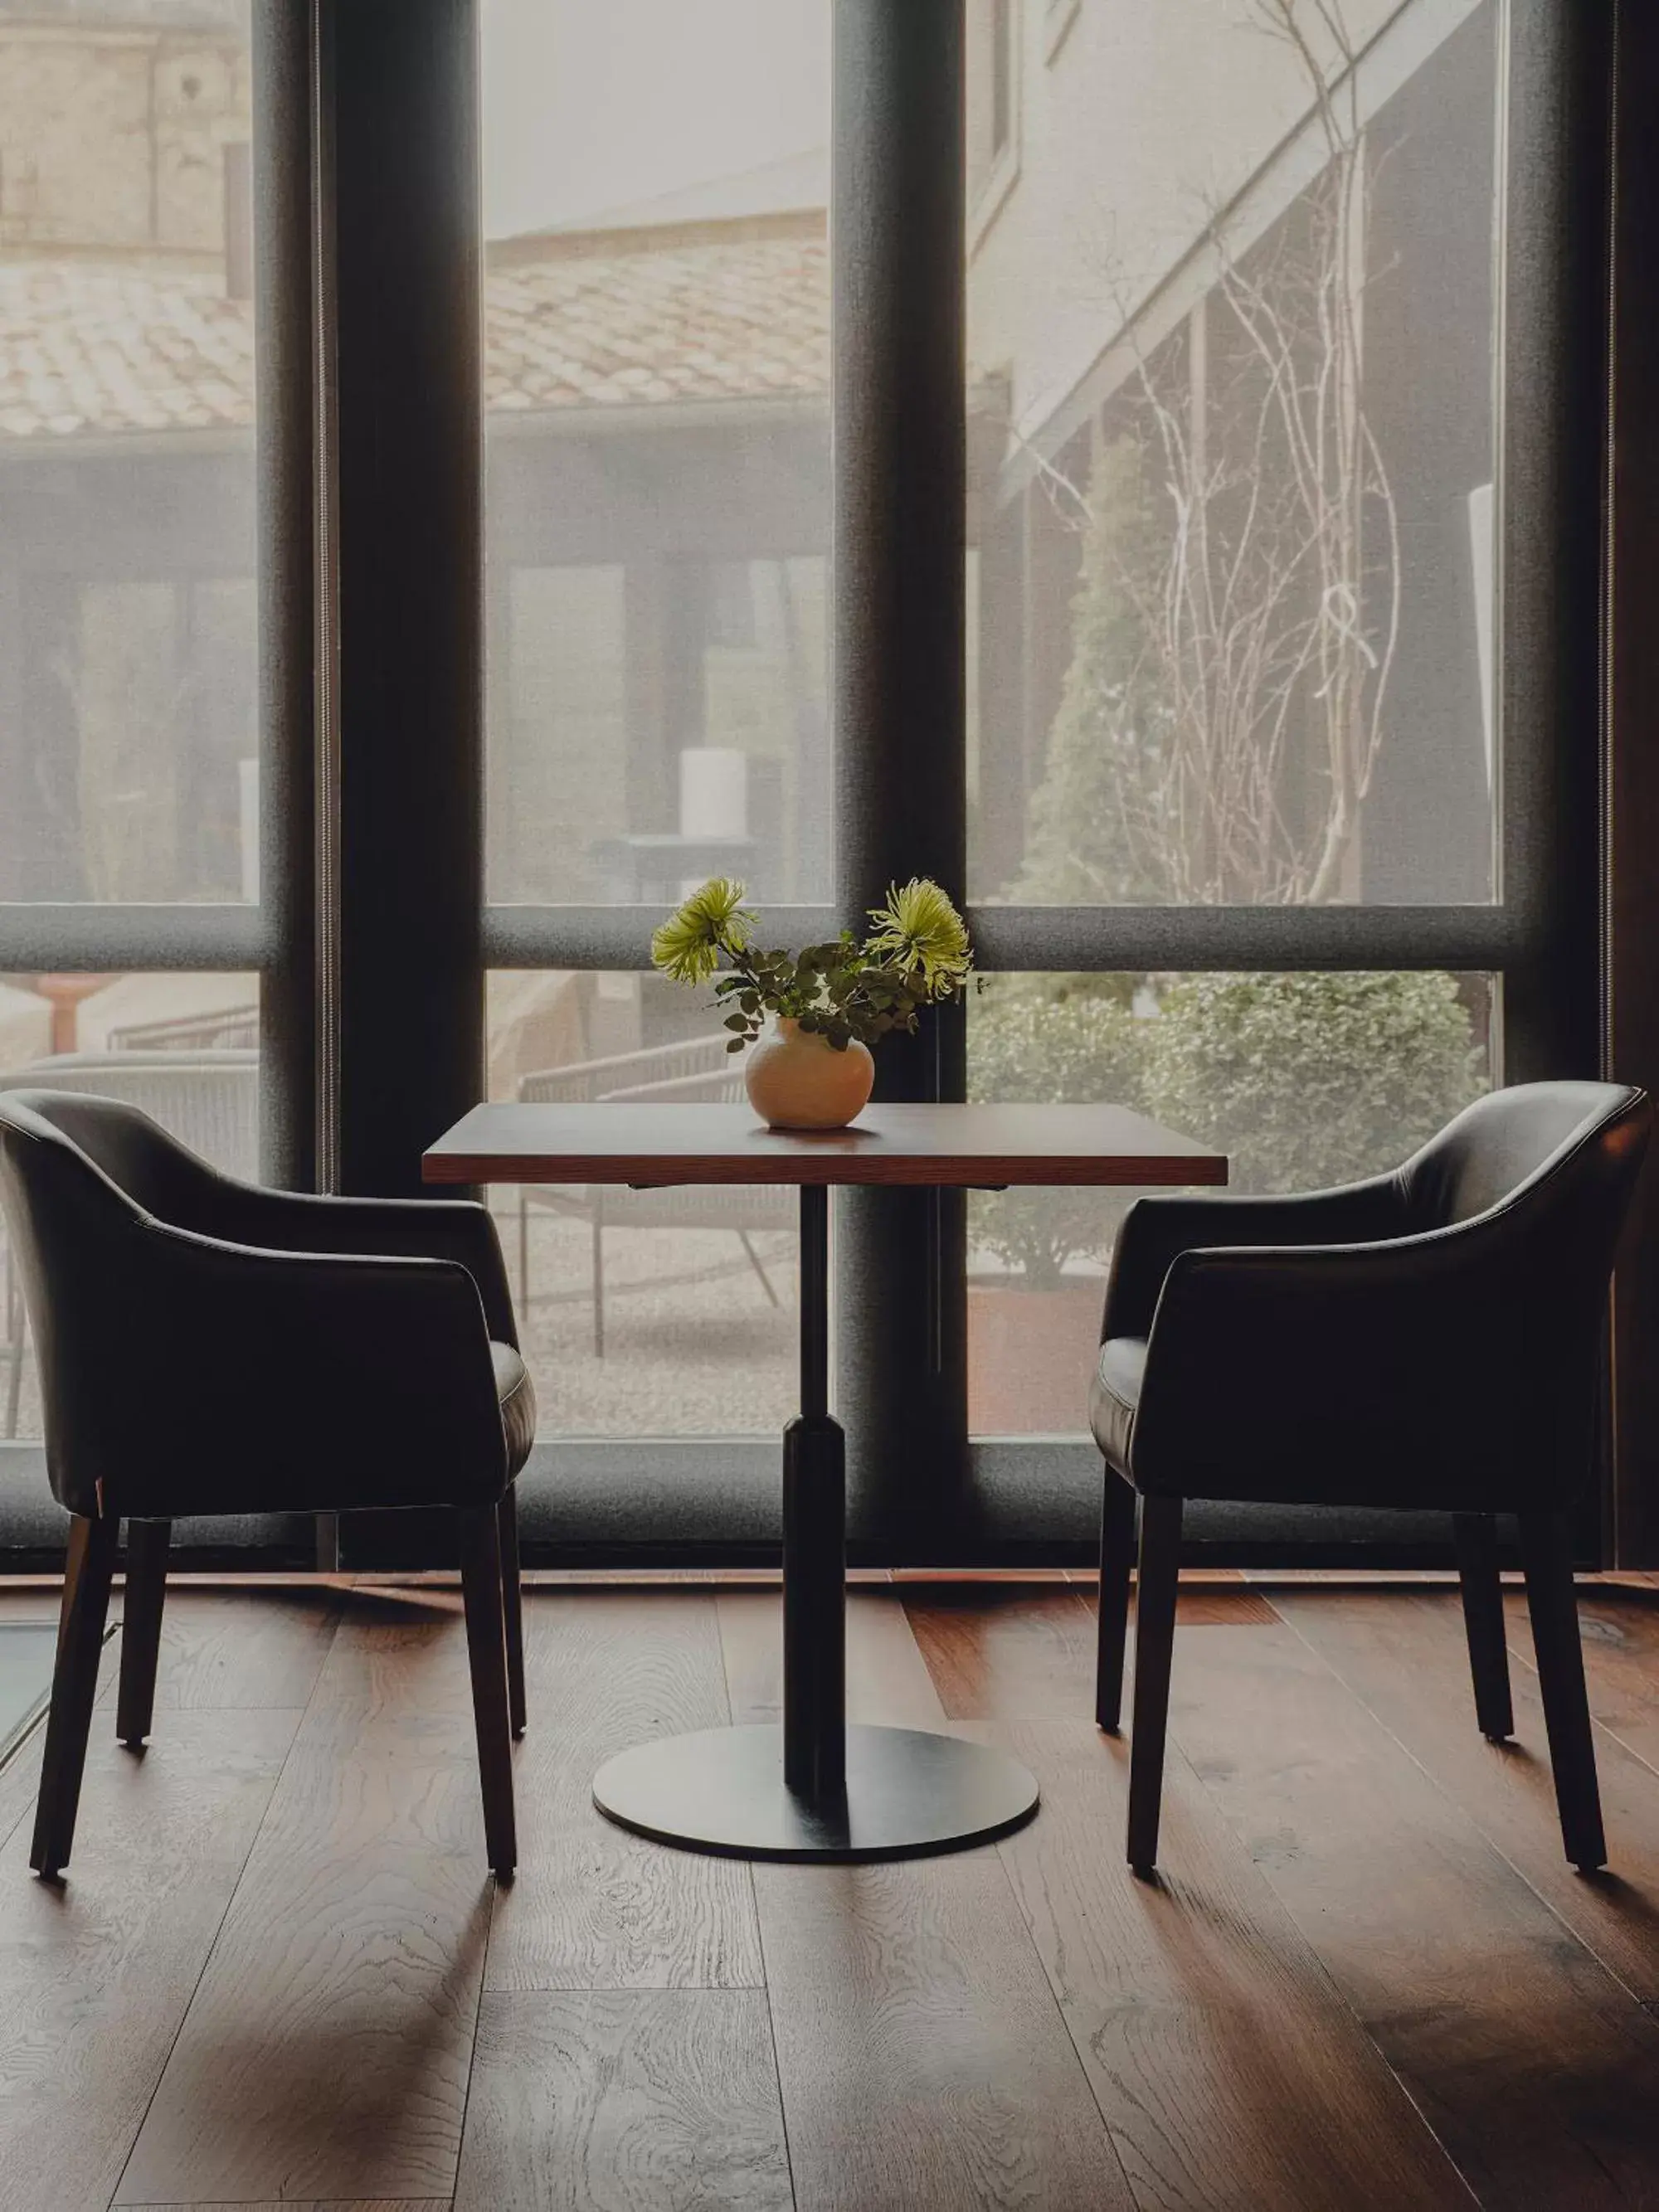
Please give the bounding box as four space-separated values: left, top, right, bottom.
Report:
1 1090 506 1523
1401 1081 1648 1240
0 1052 257 1183
0 1085 226 1229
0 1091 190 1506
1396 1084 1650 1453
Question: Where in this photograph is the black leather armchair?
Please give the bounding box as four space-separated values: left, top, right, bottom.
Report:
1090 1080 1651 1876
0 1090 535 1882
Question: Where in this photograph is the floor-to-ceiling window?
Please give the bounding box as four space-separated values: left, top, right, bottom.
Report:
0 0 310 1556
0 0 1611 1568
954 0 1601 1555
964 0 1511 1437
478 0 830 1553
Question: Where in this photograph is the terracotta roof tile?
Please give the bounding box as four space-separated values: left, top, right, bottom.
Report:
0 229 829 443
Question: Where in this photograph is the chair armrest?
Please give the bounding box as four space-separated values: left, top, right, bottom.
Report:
1101 1176 1406 1340
186 1186 519 1346
88 1218 510 1519
1128 1218 1555 1502
115 1147 519 1348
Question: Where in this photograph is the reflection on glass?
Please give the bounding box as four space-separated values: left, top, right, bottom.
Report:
0 2 258 902
966 970 1495 1434
0 969 260 1439
486 970 794 1438
967 0 1500 905
482 0 831 906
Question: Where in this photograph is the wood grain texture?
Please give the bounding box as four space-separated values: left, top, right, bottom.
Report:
718 1587 946 1731
1165 1613 1659 2205
908 1582 1274 1725
0 1706 299 2212
115 1602 492 2207
1 1585 330 1858
732 1588 1125 2209
905 1585 1102 1719
996 1717 1472 2212
12 1582 1659 2210
455 1989 791 2212
485 1592 763 1991
757 1857 1130 2211
1281 1585 1659 2007
1527 1584 1659 1775
910 1588 1468 2210
424 1099 1228 1189
137 1584 343 1712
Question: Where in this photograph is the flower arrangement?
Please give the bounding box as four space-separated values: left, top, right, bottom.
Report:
651 877 974 1128
651 876 974 1053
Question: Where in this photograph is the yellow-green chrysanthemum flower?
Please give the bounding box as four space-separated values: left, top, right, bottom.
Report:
864 878 972 994
650 877 756 986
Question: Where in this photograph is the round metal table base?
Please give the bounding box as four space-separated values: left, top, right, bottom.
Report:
592 1723 1040 1863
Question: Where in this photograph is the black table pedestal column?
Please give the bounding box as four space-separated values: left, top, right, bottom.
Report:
782 1413 846 1799
783 1184 845 1798
591 1180 1039 1861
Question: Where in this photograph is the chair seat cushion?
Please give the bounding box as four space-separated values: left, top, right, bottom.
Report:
1089 1336 1146 1478
492 1341 537 1480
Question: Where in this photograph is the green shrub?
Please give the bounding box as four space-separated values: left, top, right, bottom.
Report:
1141 971 1488 1194
967 970 1486 1282
968 980 1146 1290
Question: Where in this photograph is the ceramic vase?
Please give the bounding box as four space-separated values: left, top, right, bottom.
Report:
743 1017 875 1130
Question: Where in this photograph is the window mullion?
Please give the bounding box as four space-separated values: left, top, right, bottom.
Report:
832 0 970 1558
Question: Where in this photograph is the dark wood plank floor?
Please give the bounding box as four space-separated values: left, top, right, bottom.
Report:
4 1573 1659 2207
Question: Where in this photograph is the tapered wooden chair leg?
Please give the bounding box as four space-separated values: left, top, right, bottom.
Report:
1518 1510 1606 1872
1095 1466 1136 1733
1126 1494 1182 1874
498 1486 526 1738
459 1505 518 1879
116 1518 171 1749
32 1513 118 1879
1452 1511 1513 1741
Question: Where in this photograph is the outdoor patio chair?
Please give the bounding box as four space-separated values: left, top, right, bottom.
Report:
0 1089 532 1882
106 1004 260 1051
1090 1079 1651 1878
516 1035 793 1354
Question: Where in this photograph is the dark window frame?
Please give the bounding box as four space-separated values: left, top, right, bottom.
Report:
473 2 1613 1568
0 0 1634 1570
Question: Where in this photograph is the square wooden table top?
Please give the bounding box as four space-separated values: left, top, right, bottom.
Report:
423 1100 1228 1189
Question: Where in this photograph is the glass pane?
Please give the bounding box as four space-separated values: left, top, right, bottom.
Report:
967 0 1500 905
966 970 1496 1434
0 969 261 1440
486 970 795 1437
482 1 831 906
0 5 258 902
